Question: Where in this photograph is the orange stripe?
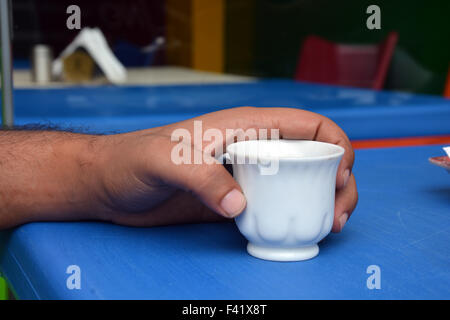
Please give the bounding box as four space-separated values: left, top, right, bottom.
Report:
351 135 450 149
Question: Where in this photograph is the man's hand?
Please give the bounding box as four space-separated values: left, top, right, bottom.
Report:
93 107 357 232
0 107 357 232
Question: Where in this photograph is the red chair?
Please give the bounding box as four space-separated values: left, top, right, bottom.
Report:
444 66 450 98
295 32 398 90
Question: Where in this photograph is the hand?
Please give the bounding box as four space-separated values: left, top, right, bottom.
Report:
95 107 358 232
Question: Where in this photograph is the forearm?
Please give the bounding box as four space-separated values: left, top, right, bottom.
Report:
0 130 106 229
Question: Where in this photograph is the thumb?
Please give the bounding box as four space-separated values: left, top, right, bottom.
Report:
155 150 247 218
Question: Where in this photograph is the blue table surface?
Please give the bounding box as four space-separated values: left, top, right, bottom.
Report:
1 144 449 299
6 80 450 139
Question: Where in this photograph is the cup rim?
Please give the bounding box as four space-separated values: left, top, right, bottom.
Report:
226 139 345 162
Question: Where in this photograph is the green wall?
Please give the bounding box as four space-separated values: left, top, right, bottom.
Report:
226 0 450 94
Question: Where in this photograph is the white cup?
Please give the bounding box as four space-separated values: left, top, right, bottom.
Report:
225 140 345 261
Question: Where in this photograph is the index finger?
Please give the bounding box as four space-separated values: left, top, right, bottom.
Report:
163 106 355 188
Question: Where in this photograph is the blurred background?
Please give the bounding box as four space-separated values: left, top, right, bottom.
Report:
9 0 450 94
0 0 449 140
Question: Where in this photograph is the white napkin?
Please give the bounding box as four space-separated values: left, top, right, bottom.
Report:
444 146 450 157
52 27 127 84
443 146 450 174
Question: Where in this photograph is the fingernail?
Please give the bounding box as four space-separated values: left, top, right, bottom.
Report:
220 189 246 217
339 213 349 231
342 169 350 187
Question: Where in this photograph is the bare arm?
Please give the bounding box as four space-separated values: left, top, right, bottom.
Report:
0 107 358 231
0 130 106 228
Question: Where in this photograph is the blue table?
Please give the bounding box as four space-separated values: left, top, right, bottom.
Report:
1 144 449 299
10 80 450 139
1 82 449 299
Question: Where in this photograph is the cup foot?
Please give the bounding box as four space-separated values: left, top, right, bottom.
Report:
247 243 319 262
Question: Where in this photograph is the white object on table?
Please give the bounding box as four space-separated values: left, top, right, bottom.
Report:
52 27 126 84
31 44 53 84
223 140 345 262
444 146 450 157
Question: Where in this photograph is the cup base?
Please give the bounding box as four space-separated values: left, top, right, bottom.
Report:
247 243 319 262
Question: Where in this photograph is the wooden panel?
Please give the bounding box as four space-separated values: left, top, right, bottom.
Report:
166 0 192 67
192 0 224 72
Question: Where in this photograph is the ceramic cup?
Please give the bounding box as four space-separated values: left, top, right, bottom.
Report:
225 140 345 262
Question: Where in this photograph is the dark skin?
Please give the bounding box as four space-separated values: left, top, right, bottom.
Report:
0 107 357 231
